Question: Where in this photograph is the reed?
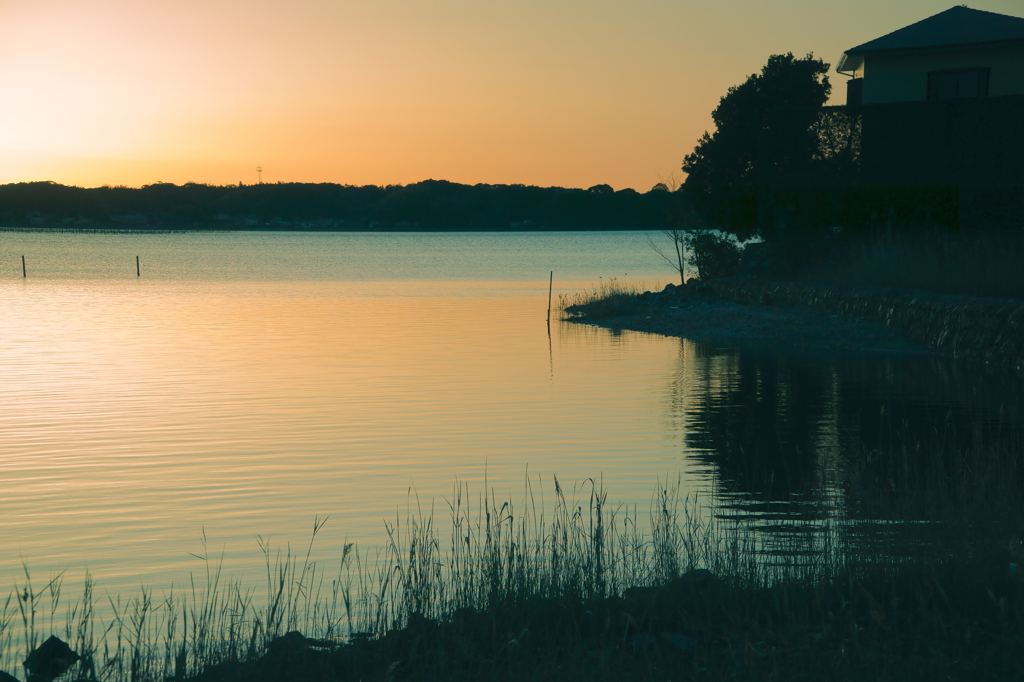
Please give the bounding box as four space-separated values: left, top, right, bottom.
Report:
1 424 1021 680
0 479 758 680
558 277 657 319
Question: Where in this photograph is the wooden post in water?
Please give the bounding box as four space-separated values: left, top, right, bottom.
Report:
546 271 553 324
22 255 26 278
136 255 140 277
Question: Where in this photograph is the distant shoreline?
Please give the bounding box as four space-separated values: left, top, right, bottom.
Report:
0 179 684 232
0 225 656 233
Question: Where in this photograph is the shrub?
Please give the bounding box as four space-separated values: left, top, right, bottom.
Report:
686 230 742 280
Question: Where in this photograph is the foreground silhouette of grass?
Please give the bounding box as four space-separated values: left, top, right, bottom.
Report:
2 434 1022 681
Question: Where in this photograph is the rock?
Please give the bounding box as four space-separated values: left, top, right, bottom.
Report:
267 630 336 657
268 631 308 657
24 636 79 682
624 569 728 614
678 569 723 590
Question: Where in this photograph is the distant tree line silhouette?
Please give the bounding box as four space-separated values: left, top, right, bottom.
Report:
0 179 688 231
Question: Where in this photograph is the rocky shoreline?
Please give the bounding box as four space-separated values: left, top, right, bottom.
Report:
706 277 1024 372
566 277 1024 374
565 280 927 356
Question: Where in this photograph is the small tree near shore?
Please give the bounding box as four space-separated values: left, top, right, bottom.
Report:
649 227 690 285
648 174 703 284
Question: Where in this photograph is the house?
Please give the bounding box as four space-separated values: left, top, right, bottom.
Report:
838 6 1024 106
828 6 1024 229
754 7 1024 231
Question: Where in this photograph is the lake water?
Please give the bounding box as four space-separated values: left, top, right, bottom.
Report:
1 230 1021 596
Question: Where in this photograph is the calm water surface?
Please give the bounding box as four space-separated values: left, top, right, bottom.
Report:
1 231 1020 593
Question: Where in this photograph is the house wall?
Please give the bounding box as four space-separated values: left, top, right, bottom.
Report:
854 94 1024 230
752 96 1024 231
862 43 1024 103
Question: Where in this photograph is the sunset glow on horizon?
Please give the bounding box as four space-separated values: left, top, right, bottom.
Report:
2 0 1021 191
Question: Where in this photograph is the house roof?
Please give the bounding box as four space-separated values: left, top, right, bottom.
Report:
838 6 1024 72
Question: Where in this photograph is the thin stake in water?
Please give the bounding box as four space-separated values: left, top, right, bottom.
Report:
137 255 140 277
547 271 553 324
22 255 26 278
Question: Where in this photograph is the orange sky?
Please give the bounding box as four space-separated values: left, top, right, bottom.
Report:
1 1 1020 191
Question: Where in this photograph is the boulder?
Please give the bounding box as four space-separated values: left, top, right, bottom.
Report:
24 636 79 682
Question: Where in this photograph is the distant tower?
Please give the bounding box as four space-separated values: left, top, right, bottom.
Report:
257 165 263 184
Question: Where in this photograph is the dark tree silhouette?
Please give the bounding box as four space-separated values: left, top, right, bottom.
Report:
683 53 831 236
0 180 681 231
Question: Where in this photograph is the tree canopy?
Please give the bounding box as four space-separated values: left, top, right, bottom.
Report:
683 53 831 236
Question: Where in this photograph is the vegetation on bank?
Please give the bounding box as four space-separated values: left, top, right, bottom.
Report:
631 224 1024 301
790 228 1024 300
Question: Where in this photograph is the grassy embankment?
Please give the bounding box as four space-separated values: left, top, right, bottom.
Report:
782 228 1024 300
2 418 1023 681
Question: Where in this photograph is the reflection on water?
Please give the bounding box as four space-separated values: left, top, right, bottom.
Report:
667 340 1024 562
1 231 1021 596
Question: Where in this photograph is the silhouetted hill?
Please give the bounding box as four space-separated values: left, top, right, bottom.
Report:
0 180 682 231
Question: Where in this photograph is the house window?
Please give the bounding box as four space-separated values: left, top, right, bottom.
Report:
927 67 990 100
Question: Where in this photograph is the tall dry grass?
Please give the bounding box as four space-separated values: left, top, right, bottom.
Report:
558 278 658 319
1 425 1021 681
0 476 788 681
